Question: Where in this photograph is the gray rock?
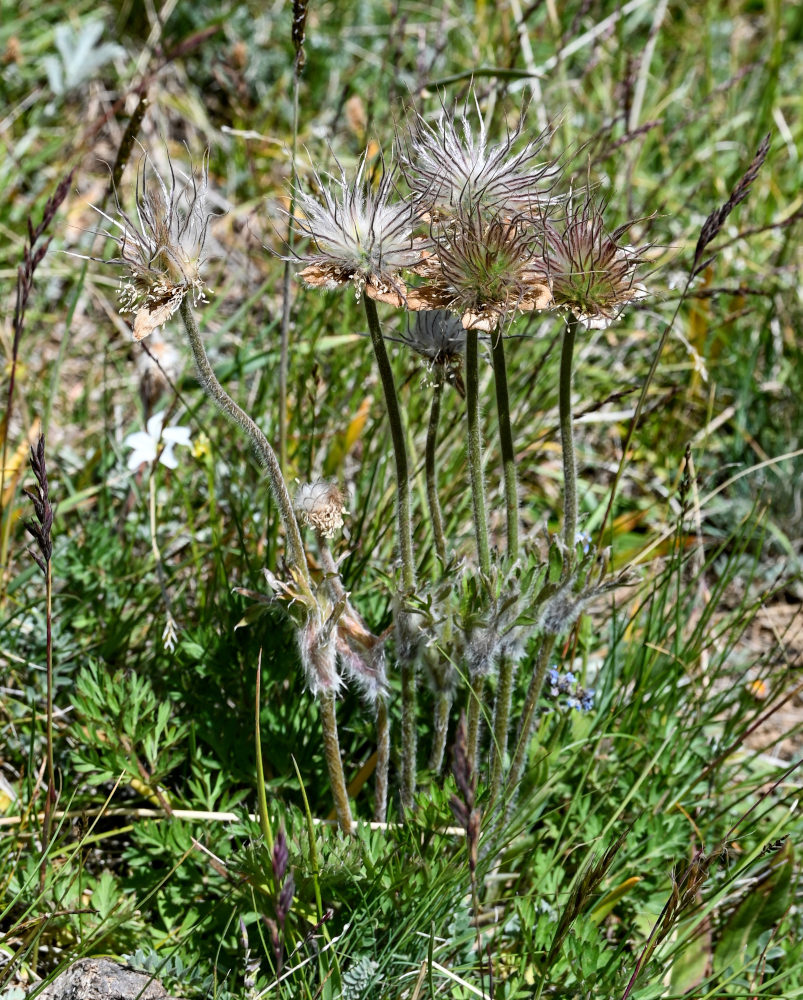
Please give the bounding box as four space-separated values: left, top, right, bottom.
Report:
34 959 178 1000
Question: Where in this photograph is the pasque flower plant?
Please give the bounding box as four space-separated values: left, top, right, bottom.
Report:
86 94 650 831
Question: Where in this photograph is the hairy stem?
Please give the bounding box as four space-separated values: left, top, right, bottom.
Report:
363 297 416 592
506 634 556 801
465 329 492 577
364 296 417 809
429 690 452 773
466 674 486 770
425 372 447 566
319 690 353 833
278 72 301 474
374 698 390 823
179 297 310 590
489 654 513 803
560 317 579 560
490 328 519 562
465 328 491 764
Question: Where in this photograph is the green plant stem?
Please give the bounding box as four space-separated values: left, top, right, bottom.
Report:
489 654 513 803
465 328 491 765
429 690 452 772
254 650 274 854
506 634 556 800
560 317 579 560
40 559 54 890
466 674 486 770
179 297 310 590
363 297 415 592
490 328 519 562
363 296 417 809
425 371 447 566
316 532 391 823
465 329 492 577
488 326 520 798
319 690 353 833
374 699 390 823
278 72 301 474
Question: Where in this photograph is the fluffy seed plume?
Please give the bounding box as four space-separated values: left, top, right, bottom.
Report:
293 152 425 305
92 150 215 341
401 95 559 217
294 480 347 538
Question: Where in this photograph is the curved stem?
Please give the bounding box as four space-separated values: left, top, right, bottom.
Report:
319 690 354 833
490 328 519 562
425 372 447 567
506 634 556 802
560 317 579 560
179 297 310 589
316 532 390 823
363 296 417 809
363 297 416 591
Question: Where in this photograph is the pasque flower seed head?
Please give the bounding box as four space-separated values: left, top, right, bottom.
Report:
293 152 425 305
544 196 648 329
91 150 215 341
401 95 559 217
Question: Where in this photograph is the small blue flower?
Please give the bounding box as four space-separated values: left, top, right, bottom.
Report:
574 531 592 554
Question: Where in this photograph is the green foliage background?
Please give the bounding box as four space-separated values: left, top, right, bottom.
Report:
1 1 801 997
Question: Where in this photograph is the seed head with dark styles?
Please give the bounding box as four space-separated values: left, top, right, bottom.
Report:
544 196 648 329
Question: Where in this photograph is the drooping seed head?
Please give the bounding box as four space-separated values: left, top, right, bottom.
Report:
93 150 215 341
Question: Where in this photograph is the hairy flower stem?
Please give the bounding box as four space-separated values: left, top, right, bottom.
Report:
506 634 556 802
363 296 417 809
488 327 520 796
179 298 310 591
319 690 354 833
465 328 491 765
278 72 301 474
374 699 390 822
316 533 390 823
429 690 452 772
466 329 492 577
490 329 519 562
489 654 513 804
560 316 579 563
425 372 447 567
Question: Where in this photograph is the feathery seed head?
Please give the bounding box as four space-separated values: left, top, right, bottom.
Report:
544 197 648 328
96 150 214 341
401 97 558 217
294 153 425 304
